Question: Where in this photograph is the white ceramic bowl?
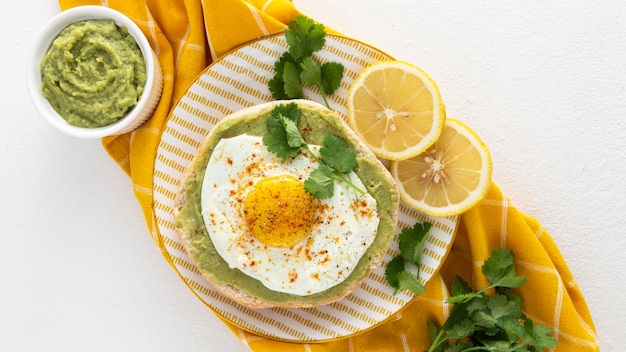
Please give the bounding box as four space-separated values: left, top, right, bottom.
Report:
26 6 163 138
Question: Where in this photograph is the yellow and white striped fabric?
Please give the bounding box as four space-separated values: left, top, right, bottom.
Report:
58 0 600 350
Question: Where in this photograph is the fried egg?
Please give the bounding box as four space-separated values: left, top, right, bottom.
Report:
200 134 379 296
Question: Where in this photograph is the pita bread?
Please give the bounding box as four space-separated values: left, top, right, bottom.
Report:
173 99 398 308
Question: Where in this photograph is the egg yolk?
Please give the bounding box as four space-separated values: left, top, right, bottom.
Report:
243 175 319 248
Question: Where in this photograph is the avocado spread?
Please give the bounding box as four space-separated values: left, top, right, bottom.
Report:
40 19 146 128
175 103 399 307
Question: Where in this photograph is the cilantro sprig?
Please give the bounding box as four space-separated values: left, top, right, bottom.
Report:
262 103 364 199
269 15 344 109
385 222 431 295
385 228 558 351
426 248 558 352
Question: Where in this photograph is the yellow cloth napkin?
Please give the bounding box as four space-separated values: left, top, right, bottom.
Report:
58 0 599 350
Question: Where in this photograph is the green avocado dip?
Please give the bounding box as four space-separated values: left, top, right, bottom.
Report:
175 102 399 307
39 19 146 128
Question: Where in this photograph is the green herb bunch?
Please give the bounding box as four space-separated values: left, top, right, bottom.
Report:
384 224 558 351
269 15 344 109
427 248 558 352
262 103 364 199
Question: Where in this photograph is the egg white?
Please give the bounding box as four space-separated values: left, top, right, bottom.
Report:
200 134 380 296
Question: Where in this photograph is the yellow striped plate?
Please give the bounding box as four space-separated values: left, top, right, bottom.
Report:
153 34 458 342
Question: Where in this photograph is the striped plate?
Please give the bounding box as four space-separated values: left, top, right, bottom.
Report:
153 34 458 342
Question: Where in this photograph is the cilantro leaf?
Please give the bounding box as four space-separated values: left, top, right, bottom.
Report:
281 114 305 148
465 295 488 316
319 134 357 174
447 291 483 304
386 255 426 295
502 318 525 344
523 317 558 350
268 75 288 100
482 248 528 289
262 104 364 199
471 309 498 330
450 275 473 297
274 52 296 78
263 122 300 158
268 53 297 100
427 322 448 352
300 56 322 88
304 164 335 199
320 61 344 95
263 104 302 158
427 321 438 340
426 249 558 352
442 303 471 331
300 58 344 98
446 342 474 352
447 318 475 340
498 286 523 308
314 134 364 195
396 271 426 295
479 339 514 351
385 222 432 296
283 61 304 99
268 15 343 108
271 102 301 123
384 255 405 289
284 15 326 59
399 221 431 264
487 294 522 322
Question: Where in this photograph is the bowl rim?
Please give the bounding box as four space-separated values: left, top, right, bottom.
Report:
26 5 157 138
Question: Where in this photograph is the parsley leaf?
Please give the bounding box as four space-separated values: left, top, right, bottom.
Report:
269 15 344 109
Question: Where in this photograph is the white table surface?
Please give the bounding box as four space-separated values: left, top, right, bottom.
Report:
2 1 623 351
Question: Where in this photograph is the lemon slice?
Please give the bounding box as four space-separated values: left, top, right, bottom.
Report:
390 118 492 217
347 60 445 161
